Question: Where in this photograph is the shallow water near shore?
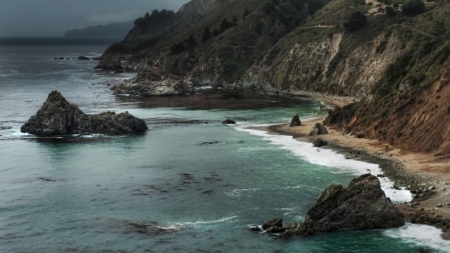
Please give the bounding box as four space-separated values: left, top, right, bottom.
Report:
0 38 449 253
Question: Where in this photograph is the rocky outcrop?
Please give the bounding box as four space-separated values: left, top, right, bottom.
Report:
278 174 404 237
94 56 122 70
290 115 301 127
262 217 283 230
113 73 194 96
21 91 148 136
309 123 328 136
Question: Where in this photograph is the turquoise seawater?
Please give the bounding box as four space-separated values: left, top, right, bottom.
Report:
0 38 449 253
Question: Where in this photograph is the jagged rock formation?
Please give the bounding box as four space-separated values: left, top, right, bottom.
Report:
309 123 328 136
21 91 148 136
290 115 301 127
278 174 404 237
113 73 195 96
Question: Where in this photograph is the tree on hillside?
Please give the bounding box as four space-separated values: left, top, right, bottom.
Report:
243 8 250 18
343 11 367 30
220 18 233 33
401 0 425 16
202 27 212 42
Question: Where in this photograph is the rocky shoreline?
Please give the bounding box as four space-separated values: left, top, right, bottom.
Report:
266 115 450 240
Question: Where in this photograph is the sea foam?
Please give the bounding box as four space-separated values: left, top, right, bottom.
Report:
234 123 413 203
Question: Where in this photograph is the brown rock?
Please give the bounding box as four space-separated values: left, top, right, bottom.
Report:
279 174 404 237
290 115 301 127
309 123 328 136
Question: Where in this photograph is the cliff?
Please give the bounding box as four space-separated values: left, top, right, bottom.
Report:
96 0 450 155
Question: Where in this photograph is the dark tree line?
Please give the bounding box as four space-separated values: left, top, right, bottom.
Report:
134 9 176 29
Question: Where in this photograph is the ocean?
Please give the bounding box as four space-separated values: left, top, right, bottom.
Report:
0 38 448 253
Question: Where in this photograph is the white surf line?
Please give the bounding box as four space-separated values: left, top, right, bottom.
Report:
384 223 450 252
232 121 412 204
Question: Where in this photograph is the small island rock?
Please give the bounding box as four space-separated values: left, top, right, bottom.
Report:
290 115 301 127
278 174 404 238
262 217 283 230
21 91 148 136
77 56 90 60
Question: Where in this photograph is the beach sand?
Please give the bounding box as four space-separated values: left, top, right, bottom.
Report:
262 94 450 240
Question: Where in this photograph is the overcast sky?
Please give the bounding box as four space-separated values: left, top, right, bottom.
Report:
0 0 190 37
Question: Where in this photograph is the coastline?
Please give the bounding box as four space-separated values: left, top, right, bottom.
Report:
258 94 450 240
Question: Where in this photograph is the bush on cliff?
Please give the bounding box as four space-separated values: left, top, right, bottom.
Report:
401 0 425 16
343 11 367 30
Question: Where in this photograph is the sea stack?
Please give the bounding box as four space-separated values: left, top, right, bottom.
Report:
277 174 405 238
290 115 301 127
21 91 148 136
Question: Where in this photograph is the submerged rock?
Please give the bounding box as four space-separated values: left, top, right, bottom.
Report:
290 115 301 127
309 123 328 136
113 73 194 96
278 174 404 238
21 91 148 136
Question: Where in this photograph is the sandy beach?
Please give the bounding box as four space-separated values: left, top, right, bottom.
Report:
263 94 450 240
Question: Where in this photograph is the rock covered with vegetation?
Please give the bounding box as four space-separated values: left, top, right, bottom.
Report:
21 91 148 136
278 174 404 237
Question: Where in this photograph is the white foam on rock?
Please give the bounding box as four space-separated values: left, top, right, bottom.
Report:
234 123 413 204
384 223 450 252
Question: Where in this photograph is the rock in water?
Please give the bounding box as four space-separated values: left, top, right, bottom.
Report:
290 115 301 127
262 217 283 230
279 174 404 237
313 138 327 147
21 91 148 136
222 119 236 124
309 123 328 136
77 56 90 60
112 73 194 96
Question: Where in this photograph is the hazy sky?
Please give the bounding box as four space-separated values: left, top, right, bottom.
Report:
0 0 190 37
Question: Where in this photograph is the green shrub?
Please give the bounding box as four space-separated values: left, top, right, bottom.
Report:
343 11 368 30
385 6 397 16
401 0 425 16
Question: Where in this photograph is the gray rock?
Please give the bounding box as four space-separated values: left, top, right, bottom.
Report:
278 174 404 237
290 115 301 127
262 217 282 230
309 123 328 136
112 73 194 96
21 91 148 136
266 226 285 233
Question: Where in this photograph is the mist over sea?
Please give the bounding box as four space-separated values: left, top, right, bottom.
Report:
0 38 447 253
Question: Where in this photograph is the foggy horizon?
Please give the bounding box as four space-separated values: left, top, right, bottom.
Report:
0 0 190 37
